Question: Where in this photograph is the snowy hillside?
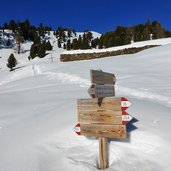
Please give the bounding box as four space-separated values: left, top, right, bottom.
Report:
0 38 171 171
63 37 171 54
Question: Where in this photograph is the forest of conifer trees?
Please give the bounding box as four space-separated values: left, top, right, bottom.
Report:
0 19 171 54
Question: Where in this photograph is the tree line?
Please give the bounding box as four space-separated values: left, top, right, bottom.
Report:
1 19 171 58
55 20 171 50
2 19 171 71
98 20 171 48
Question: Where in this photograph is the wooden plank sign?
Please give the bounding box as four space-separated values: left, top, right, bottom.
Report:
78 97 132 112
88 84 115 98
78 110 132 125
91 70 116 85
74 123 126 138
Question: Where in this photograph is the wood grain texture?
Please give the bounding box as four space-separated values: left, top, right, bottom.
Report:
77 97 121 112
99 138 108 169
91 70 116 84
80 124 126 138
78 110 123 125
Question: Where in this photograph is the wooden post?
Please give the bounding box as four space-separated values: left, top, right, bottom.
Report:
99 137 108 169
50 53 53 63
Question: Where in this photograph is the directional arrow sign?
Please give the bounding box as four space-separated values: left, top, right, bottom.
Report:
78 97 132 112
88 84 115 98
74 123 126 138
78 110 132 125
74 123 81 135
91 70 116 85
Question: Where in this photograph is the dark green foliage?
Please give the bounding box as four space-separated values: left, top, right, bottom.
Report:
165 30 171 37
30 44 37 59
151 21 166 39
9 19 17 32
6 53 17 71
72 38 79 50
3 22 8 29
91 38 99 48
1 19 171 51
66 39 71 50
68 30 72 37
63 43 66 49
37 43 46 58
44 41 53 50
38 23 45 38
6 39 11 46
30 42 46 59
58 39 62 48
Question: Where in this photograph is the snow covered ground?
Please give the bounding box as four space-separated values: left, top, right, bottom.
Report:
0 38 171 171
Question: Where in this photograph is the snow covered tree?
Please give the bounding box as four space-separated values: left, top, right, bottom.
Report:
6 53 17 71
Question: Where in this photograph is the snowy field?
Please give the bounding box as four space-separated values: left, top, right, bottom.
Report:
0 38 171 171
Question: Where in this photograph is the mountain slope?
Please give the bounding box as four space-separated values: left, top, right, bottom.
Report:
0 39 171 171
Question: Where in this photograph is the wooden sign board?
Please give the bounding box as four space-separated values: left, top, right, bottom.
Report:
88 84 115 98
74 123 126 138
91 70 116 85
78 110 132 125
78 97 131 112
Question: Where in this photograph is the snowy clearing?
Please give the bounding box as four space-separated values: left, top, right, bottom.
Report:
0 38 171 171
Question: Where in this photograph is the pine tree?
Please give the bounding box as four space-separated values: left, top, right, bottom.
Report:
72 38 79 50
68 30 72 37
66 39 71 50
45 41 53 50
3 22 8 29
152 21 166 39
58 39 61 48
142 20 151 40
9 19 17 32
37 43 46 58
6 39 11 46
30 44 37 59
63 43 66 49
6 53 17 71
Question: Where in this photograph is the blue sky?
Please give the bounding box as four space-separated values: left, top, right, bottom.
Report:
0 0 171 33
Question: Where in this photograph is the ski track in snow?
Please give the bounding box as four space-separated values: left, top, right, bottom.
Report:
44 71 90 87
0 65 38 86
44 71 171 108
116 85 171 108
0 65 171 108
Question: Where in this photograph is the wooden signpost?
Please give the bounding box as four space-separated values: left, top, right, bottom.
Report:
74 70 133 170
75 123 126 138
78 97 131 112
78 110 132 125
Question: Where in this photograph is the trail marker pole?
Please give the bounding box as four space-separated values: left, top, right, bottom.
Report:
49 53 55 63
99 137 108 169
92 70 115 170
